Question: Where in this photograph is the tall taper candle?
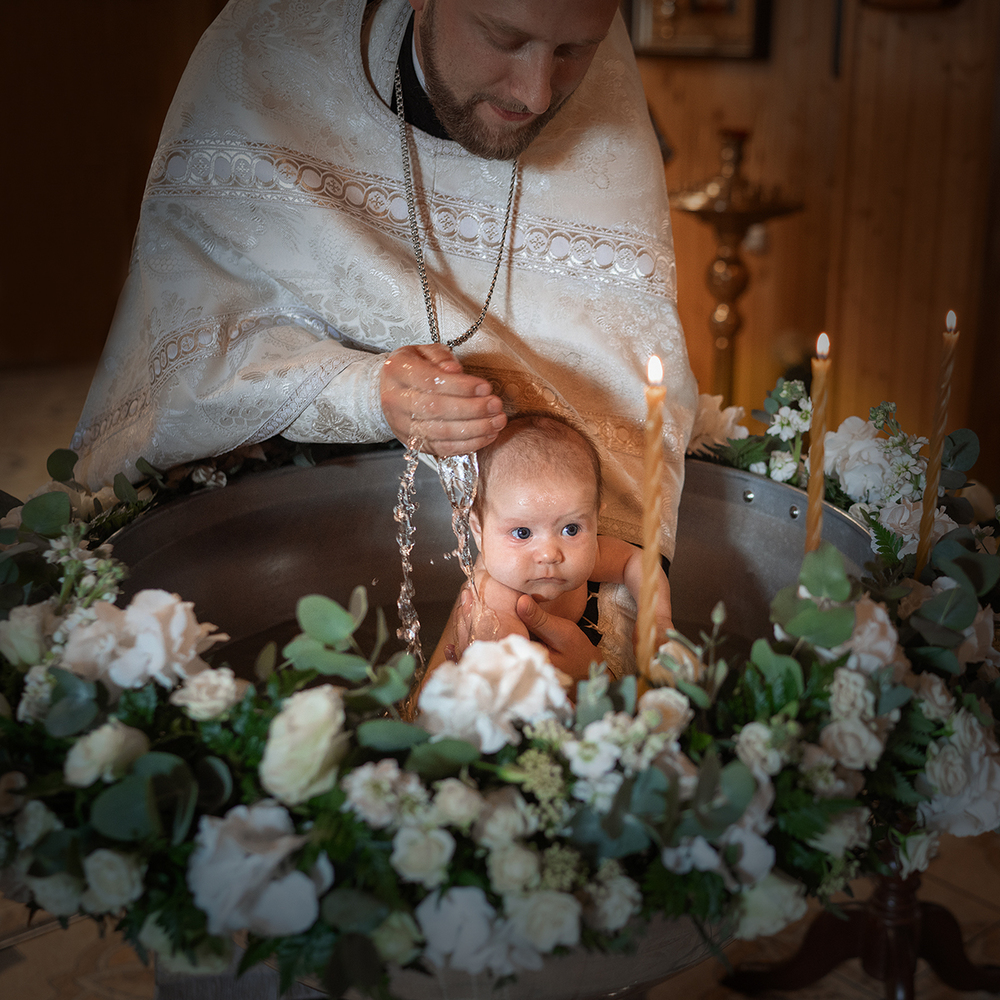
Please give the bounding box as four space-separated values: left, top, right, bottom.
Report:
805 333 831 553
916 311 959 576
637 356 666 685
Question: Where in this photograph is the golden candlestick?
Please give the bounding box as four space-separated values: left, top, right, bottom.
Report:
637 356 666 685
805 333 830 554
915 311 959 576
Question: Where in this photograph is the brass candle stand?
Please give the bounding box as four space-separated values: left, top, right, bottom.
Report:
670 129 802 403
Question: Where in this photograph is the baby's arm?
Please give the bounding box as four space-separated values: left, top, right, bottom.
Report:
592 535 674 636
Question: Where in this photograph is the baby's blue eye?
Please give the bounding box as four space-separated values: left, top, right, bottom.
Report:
563 523 580 537
512 526 531 540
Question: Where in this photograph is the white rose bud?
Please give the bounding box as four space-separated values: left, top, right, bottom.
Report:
371 910 424 965
807 807 871 859
390 826 455 889
81 849 146 913
432 778 485 829
64 719 150 787
170 666 249 721
260 686 351 805
487 843 541 895
473 787 538 849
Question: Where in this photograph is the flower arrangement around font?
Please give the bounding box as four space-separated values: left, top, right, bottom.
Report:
0 391 998 999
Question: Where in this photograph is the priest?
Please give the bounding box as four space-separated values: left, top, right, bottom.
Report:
73 0 697 677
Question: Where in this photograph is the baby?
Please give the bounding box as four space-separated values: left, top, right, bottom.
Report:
429 413 673 672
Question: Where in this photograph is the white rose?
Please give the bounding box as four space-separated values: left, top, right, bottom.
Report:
473 787 538 849
60 605 124 698
585 874 643 933
25 871 84 916
819 717 884 771
918 749 1000 837
950 708 988 756
415 886 497 973
417 634 572 754
432 777 485 829
138 912 233 975
341 758 406 828
15 799 62 848
0 599 60 667
638 687 694 741
807 807 871 859
736 873 808 940
390 826 455 889
64 719 150 787
81 849 146 913
824 417 876 475
487 843 541 895
186 800 324 936
924 743 968 798
898 830 939 879
260 685 351 806
169 666 249 721
718 826 775 887
735 722 783 779
505 890 581 953
912 672 955 722
371 911 424 966
829 668 876 720
839 437 892 505
686 393 748 456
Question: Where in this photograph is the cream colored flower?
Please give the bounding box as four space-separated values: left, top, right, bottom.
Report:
14 799 62 848
735 872 807 940
64 719 149 787
924 743 968 798
0 599 60 668
390 826 455 889
25 871 84 917
138 913 233 975
473 787 538 849
432 777 485 829
829 668 876 721
650 638 705 686
735 722 783 779
371 911 423 965
912 672 956 722
838 597 905 677
415 886 497 973
169 666 249 721
819 716 883 771
584 873 643 932
505 890 581 953
878 500 956 558
638 687 694 741
898 830 939 879
260 685 350 806
686 393 748 456
81 849 146 913
487 843 541 895
808 807 871 859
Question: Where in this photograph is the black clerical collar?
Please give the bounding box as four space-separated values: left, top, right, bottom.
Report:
392 14 452 141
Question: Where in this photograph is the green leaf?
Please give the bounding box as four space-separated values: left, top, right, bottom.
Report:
296 594 358 647
909 645 961 675
20 492 72 537
799 543 852 602
719 760 756 817
570 805 651 860
675 679 710 709
321 888 389 933
770 585 809 629
113 473 140 504
357 719 430 751
44 668 99 738
630 765 670 821
32 828 82 877
324 933 384 998
254 641 277 682
943 428 979 472
405 738 479 780
90 775 162 841
914 585 978 633
348 585 368 625
878 684 913 716
133 752 199 845
195 756 233 812
282 635 369 680
46 449 78 482
935 552 1000 599
784 604 855 649
749 640 805 699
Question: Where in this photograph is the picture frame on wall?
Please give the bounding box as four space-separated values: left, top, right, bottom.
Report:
627 0 773 59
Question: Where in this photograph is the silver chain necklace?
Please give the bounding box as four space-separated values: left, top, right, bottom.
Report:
394 67 519 349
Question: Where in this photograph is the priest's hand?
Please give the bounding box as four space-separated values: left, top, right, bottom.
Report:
380 344 506 456
515 594 599 684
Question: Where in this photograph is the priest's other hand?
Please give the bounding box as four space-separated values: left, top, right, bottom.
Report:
380 344 506 456
515 594 598 684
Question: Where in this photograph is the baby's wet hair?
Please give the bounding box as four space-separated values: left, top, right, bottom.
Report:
473 411 603 518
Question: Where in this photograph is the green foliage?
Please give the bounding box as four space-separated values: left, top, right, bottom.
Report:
356 719 430 751
46 449 78 483
799 544 853 603
113 473 140 505
406 738 480 780
20 492 72 537
44 668 99 738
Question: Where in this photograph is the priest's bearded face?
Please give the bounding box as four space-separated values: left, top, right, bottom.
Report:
411 0 620 160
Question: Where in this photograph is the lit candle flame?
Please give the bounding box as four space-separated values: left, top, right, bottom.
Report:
816 332 830 359
946 310 957 333
647 355 663 384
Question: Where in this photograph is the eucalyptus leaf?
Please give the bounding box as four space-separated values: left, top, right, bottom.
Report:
44 668 99 738
718 760 756 817
385 650 415 683
938 468 968 492
32 828 82 877
575 691 614 729
798 543 852 602
357 719 430 751
348 585 368 625
91 775 162 841
371 606 389 665
46 449 78 483
321 888 389 933
405 738 479 780
133 752 199 844
909 644 960 675
570 805 651 860
675 679 710 709
364 663 412 706
770 585 809 629
629 765 670 821
914 584 978 632
254 641 277 682
195 756 233 812
113 473 140 504
20 492 72 537
878 684 913 716
943 428 979 471
935 552 1000 599
282 635 369 680
783 604 855 649
296 594 358 647
615 674 637 715
749 640 805 698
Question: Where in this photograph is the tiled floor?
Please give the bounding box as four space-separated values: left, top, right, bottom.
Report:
1 366 998 998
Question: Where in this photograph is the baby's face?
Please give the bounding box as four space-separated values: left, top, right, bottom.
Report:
471 464 599 602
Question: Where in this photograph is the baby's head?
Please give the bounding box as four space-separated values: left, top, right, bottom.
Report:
471 414 603 601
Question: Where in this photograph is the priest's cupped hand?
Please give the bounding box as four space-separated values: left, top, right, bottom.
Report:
380 343 507 456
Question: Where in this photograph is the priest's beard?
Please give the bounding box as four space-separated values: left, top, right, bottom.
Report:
417 2 568 160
